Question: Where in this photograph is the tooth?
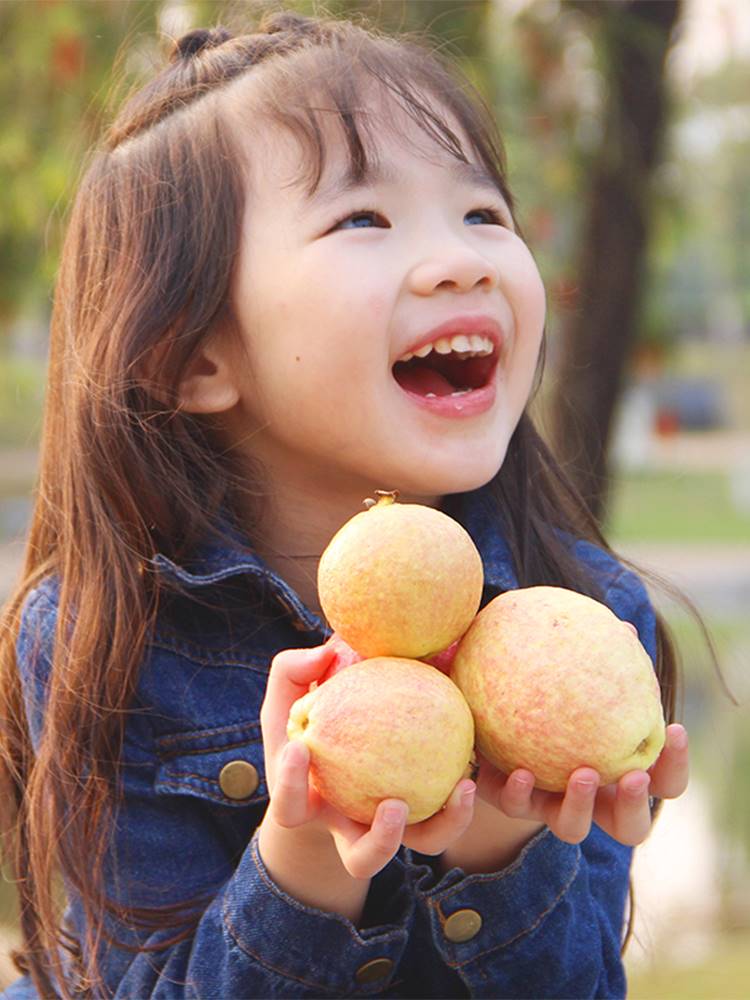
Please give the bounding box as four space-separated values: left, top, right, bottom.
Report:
450 334 472 352
400 352 414 362
470 334 493 354
414 344 433 358
434 337 453 354
425 392 437 398
451 388 472 396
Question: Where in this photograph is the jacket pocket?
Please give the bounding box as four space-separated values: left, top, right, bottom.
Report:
154 720 268 808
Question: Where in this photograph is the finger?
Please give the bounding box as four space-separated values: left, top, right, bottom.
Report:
476 762 555 825
261 645 337 749
649 724 689 800
319 633 363 682
496 769 536 818
611 771 653 845
549 769 599 844
266 740 315 828
335 799 408 880
402 780 476 855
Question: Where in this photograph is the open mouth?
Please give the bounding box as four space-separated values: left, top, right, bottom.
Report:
392 334 498 398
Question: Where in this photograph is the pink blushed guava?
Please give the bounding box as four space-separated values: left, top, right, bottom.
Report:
451 586 666 791
287 657 475 824
317 491 483 659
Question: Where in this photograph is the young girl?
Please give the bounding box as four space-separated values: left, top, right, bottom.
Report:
0 10 690 999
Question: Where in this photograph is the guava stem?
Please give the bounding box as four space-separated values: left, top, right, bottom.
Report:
363 489 400 510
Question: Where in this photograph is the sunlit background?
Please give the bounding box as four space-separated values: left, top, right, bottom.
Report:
1 1 748 996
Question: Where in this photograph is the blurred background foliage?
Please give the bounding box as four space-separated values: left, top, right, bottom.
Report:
1 0 749 994
2 0 749 504
1 0 747 352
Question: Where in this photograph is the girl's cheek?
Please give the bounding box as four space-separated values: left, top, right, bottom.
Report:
365 292 389 322
515 261 547 335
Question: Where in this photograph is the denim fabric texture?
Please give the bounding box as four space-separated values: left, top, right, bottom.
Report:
4 484 657 999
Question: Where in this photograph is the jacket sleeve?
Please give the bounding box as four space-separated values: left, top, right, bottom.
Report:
398 565 657 999
104 832 416 999
16 586 415 999
404 827 630 999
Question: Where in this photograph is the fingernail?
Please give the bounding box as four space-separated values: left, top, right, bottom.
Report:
513 772 533 792
462 783 476 805
283 741 304 765
626 774 650 797
383 803 407 828
576 778 598 794
671 725 688 751
282 741 308 782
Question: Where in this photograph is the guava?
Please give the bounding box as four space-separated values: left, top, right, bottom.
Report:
451 586 666 790
317 491 483 659
287 656 475 824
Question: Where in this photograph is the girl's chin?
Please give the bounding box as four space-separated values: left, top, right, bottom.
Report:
383 454 507 499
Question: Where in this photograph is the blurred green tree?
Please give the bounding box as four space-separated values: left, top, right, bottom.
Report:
549 0 683 523
1 0 726 520
0 0 160 328
320 0 491 92
0 0 494 334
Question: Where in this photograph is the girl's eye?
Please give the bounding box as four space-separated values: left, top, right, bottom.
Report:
465 206 508 227
332 209 390 231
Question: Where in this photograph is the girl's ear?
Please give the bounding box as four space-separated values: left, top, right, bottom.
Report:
176 335 241 414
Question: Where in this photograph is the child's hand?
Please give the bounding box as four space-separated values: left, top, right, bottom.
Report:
260 644 477 880
476 723 689 846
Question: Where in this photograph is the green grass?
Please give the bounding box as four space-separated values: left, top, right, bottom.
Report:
627 928 750 999
0 357 45 448
0 478 34 500
607 470 750 544
659 611 749 718
664 611 750 665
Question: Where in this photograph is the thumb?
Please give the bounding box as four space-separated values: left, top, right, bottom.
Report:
261 645 337 751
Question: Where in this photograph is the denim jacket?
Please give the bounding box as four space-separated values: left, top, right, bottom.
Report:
5 486 657 999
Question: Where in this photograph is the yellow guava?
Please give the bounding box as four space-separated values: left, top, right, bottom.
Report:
287 657 475 824
317 491 484 659
451 586 666 790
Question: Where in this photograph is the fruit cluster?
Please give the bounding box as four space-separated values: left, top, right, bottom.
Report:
286 492 666 825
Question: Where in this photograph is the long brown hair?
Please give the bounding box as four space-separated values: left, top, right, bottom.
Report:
0 9 692 997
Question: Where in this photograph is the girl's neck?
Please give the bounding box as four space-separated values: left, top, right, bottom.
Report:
251 487 365 619
246 472 439 618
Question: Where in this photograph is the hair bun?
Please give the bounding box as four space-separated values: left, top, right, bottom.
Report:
170 26 233 63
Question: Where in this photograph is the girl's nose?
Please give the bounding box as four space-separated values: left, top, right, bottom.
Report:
407 244 500 296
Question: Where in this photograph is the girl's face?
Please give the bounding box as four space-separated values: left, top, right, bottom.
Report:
225 99 546 502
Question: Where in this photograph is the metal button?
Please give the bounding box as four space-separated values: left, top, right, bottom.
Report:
443 908 482 943
355 958 394 985
218 760 259 800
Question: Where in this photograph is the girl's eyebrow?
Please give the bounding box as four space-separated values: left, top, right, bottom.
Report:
308 158 505 208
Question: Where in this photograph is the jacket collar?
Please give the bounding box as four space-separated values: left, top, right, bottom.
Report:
152 533 327 633
151 483 519 627
445 483 519 593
